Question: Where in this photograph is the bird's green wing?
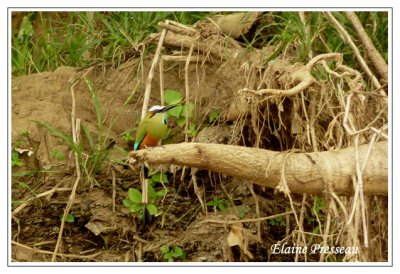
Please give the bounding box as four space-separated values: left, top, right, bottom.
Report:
134 120 148 151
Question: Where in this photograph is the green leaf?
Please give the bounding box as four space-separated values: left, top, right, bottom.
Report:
129 204 142 213
186 123 197 137
170 247 184 257
85 78 103 143
60 213 74 223
156 189 166 197
163 253 172 260
34 121 78 153
217 203 226 212
81 123 95 150
206 199 218 207
66 213 75 223
12 161 23 167
167 104 182 118
160 244 170 254
146 204 158 215
238 206 250 219
164 89 183 105
208 111 220 123
181 102 194 118
18 16 34 40
50 149 64 161
11 151 20 161
147 184 157 201
123 199 133 208
128 188 142 204
176 117 186 127
151 172 168 184
275 216 284 223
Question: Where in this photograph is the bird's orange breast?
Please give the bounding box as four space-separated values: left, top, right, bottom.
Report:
139 133 161 149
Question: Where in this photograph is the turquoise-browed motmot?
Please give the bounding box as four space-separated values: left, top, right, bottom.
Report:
134 104 177 151
134 104 177 225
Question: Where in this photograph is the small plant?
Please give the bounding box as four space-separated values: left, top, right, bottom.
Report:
11 151 24 167
160 244 186 262
208 110 220 124
50 149 65 161
238 205 250 219
185 123 198 138
268 215 286 227
123 185 165 220
206 197 228 212
150 171 168 185
121 127 137 144
307 196 326 226
163 89 195 131
11 129 32 168
60 213 75 223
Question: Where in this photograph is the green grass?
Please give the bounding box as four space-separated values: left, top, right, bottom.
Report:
11 11 210 76
239 11 388 67
12 11 388 77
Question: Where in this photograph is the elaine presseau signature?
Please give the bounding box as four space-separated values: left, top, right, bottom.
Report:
270 243 359 255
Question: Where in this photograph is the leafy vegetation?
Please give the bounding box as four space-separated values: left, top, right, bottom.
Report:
12 12 210 76
164 89 197 137
123 171 168 220
206 197 229 212
11 151 24 167
160 244 186 262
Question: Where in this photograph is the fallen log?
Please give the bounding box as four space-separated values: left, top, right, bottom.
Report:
130 141 388 196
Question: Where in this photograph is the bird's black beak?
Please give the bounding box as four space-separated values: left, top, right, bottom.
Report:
163 104 178 112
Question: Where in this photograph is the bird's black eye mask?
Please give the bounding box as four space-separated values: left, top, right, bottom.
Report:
149 109 164 118
148 104 177 118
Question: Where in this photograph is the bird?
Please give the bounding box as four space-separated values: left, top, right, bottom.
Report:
134 104 177 225
134 104 177 151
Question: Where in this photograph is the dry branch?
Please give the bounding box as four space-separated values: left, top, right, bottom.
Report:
142 26 167 119
158 21 196 36
239 66 315 97
325 12 382 91
345 12 388 82
130 142 387 196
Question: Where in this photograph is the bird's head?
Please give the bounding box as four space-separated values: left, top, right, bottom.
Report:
148 104 178 117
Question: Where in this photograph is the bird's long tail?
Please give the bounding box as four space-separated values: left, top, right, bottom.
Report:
141 165 152 225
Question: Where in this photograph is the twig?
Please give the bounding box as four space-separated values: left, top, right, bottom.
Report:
342 93 356 135
199 211 294 225
162 55 206 62
184 43 194 142
158 21 196 36
325 12 382 91
52 80 82 262
12 241 102 260
112 168 116 212
141 24 168 119
239 66 315 97
352 134 369 247
159 56 164 105
239 53 345 97
277 151 307 248
12 187 71 216
167 20 197 33
247 183 261 241
296 194 308 262
319 198 333 262
345 12 388 82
